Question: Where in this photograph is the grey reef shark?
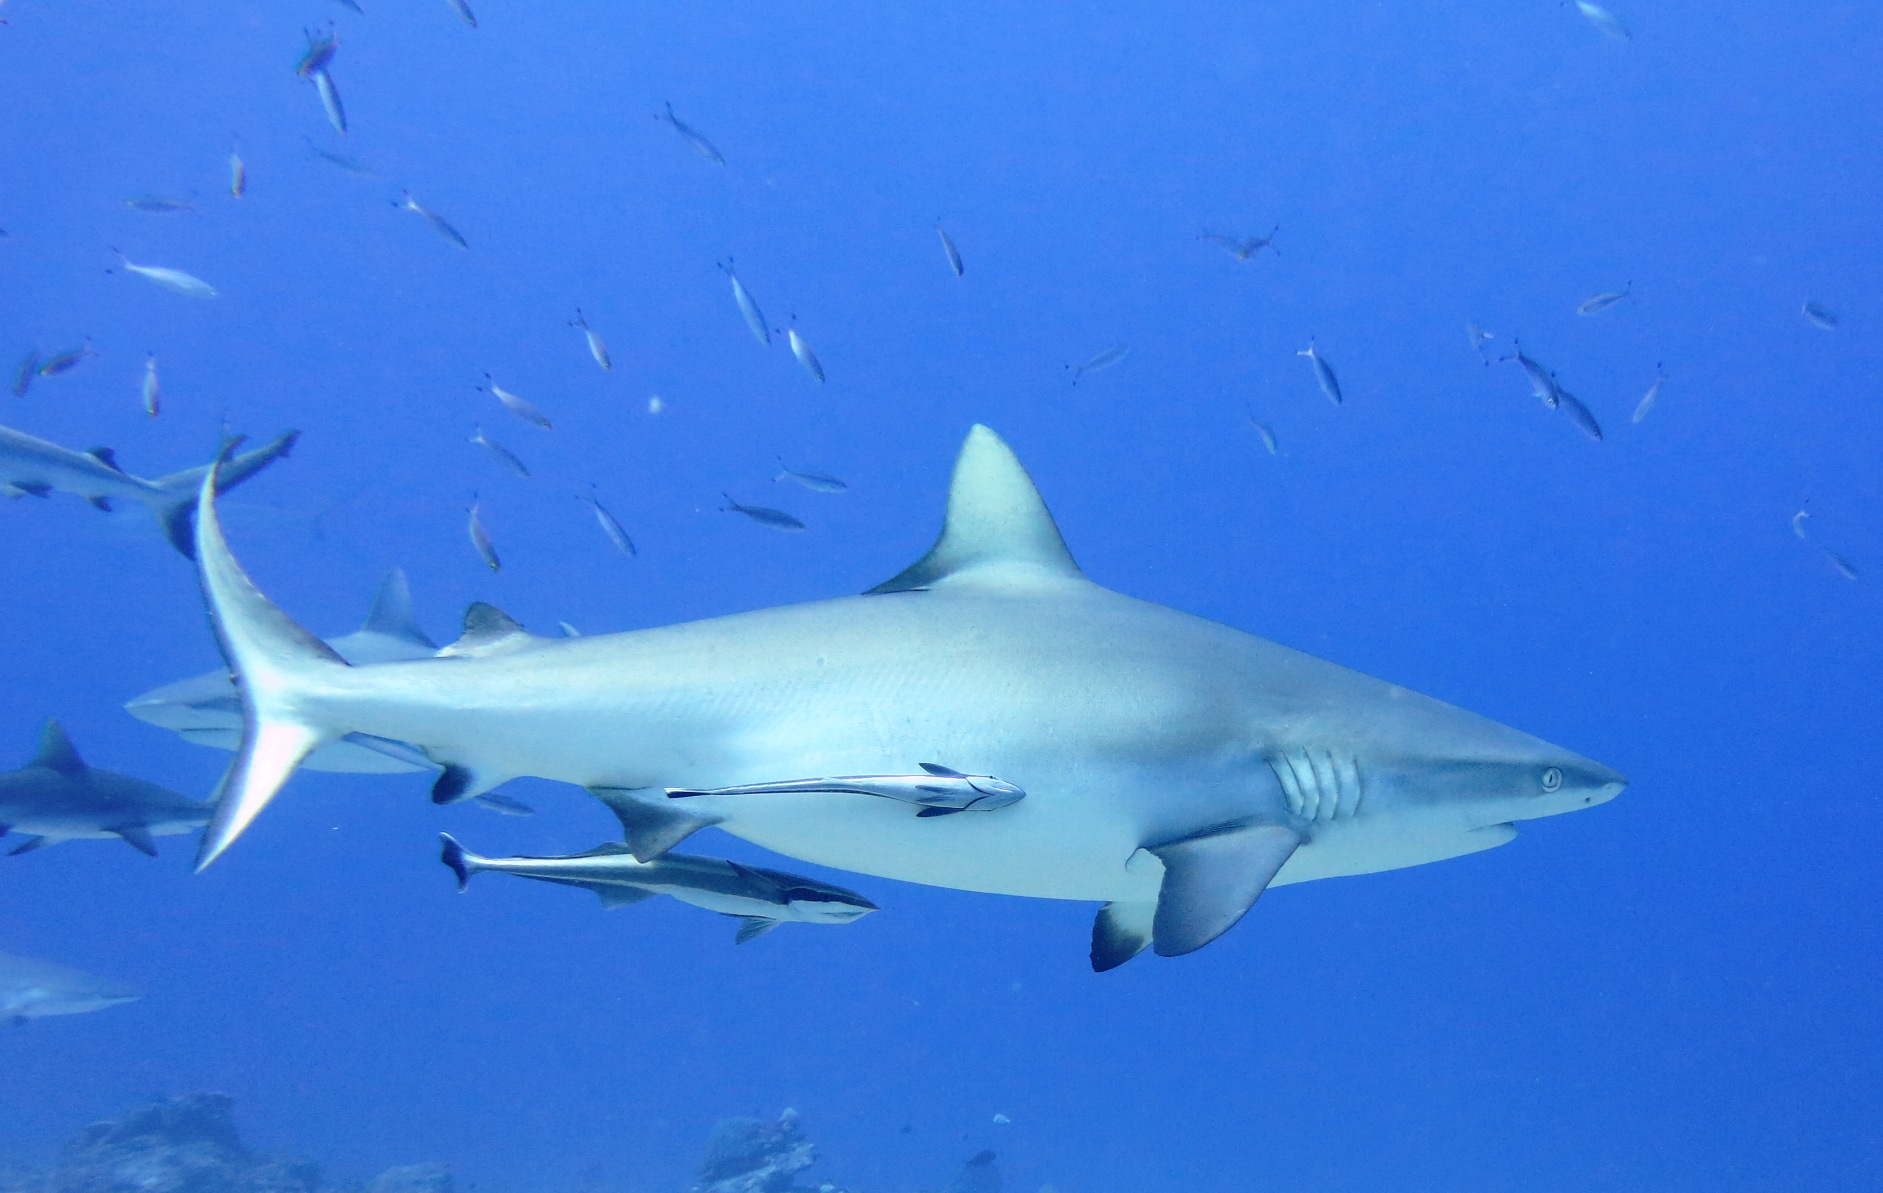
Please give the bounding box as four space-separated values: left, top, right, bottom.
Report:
0 949 140 1025
187 425 1626 970
0 720 211 855
0 423 298 556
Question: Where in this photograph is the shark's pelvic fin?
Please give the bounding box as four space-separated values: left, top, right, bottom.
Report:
113 826 158 857
1146 822 1302 957
362 569 437 650
1090 900 1156 971
438 602 536 658
7 834 48 855
867 424 1082 594
30 720 86 775
193 447 350 871
589 787 722 861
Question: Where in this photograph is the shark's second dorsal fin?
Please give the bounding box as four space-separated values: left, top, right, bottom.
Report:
438 602 534 658
867 425 1082 595
31 720 86 775
88 447 125 473
361 569 437 649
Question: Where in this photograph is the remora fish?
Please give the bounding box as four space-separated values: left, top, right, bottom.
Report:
125 573 536 812
440 835 878 942
0 951 140 1025
1632 364 1665 424
37 345 96 377
723 266 770 346
571 308 611 371
0 720 211 856
722 493 805 531
0 423 296 556
665 763 1024 816
10 352 37 397
580 490 637 558
1504 344 1560 408
111 250 217 299
1802 302 1839 331
938 224 965 277
656 101 725 165
470 426 529 478
229 147 247 198
398 191 467 248
1068 345 1129 386
787 328 825 383
1296 339 1342 406
468 500 500 571
775 461 848 493
141 355 161 418
184 425 1627 972
1199 225 1279 261
312 69 347 135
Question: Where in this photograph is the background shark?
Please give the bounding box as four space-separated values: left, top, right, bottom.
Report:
191 425 1625 968
0 950 140 1025
0 425 298 557
0 720 210 856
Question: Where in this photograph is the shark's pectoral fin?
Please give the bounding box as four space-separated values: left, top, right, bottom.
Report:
88 496 114 512
594 885 658 909
589 787 722 861
15 482 51 498
113 826 159 857
866 425 1083 594
1090 901 1156 972
1146 822 1302 957
6 834 47 856
733 916 782 943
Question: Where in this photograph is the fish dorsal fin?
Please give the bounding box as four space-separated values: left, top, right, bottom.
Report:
362 569 436 649
30 720 85 775
867 425 1082 594
438 602 533 658
88 447 125 473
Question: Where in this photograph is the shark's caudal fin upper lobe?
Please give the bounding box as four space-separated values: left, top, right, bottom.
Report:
151 432 300 558
192 447 350 870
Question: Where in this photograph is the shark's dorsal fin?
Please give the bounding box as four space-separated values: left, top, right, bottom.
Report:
867 425 1082 594
362 569 437 649
30 720 86 775
438 602 534 658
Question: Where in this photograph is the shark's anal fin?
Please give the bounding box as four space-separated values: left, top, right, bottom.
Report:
588 787 722 861
1091 901 1156 972
113 826 158 857
1146 822 1302 957
866 425 1082 594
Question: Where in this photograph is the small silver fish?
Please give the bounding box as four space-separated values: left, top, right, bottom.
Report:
1575 1 1631 40
580 490 637 559
1556 390 1604 442
938 224 965 277
1504 344 1559 409
312 68 347 135
775 460 848 493
723 494 805 532
480 375 551 429
1790 510 1811 541
1069 344 1130 386
470 426 529 478
1248 417 1279 456
36 345 96 377
228 147 247 198
305 136 374 175
723 266 770 346
1802 302 1839 331
11 351 38 397
1823 547 1858 581
112 250 218 298
787 328 825 383
1576 284 1631 316
1631 365 1664 424
1199 225 1279 261
657 101 725 165
1296 339 1342 406
446 0 477 27
296 26 338 78
468 500 500 572
398 191 467 248
569 308 611 371
123 197 196 215
141 355 160 418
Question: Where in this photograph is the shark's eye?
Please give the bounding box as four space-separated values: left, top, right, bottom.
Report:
1541 766 1564 793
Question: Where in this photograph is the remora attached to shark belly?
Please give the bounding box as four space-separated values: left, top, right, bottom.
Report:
188 425 1625 969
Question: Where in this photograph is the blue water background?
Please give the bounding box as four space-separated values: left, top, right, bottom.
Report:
2 1 1880 1190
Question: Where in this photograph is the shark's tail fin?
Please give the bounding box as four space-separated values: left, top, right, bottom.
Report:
439 833 483 891
193 445 350 871
149 431 301 558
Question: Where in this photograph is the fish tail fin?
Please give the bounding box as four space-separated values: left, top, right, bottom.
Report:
193 445 351 871
439 833 483 891
148 431 301 558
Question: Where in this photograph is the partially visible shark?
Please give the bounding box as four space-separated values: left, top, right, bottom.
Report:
0 721 211 855
124 571 533 816
0 424 298 557
188 424 1626 969
0 950 141 1024
440 834 879 942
